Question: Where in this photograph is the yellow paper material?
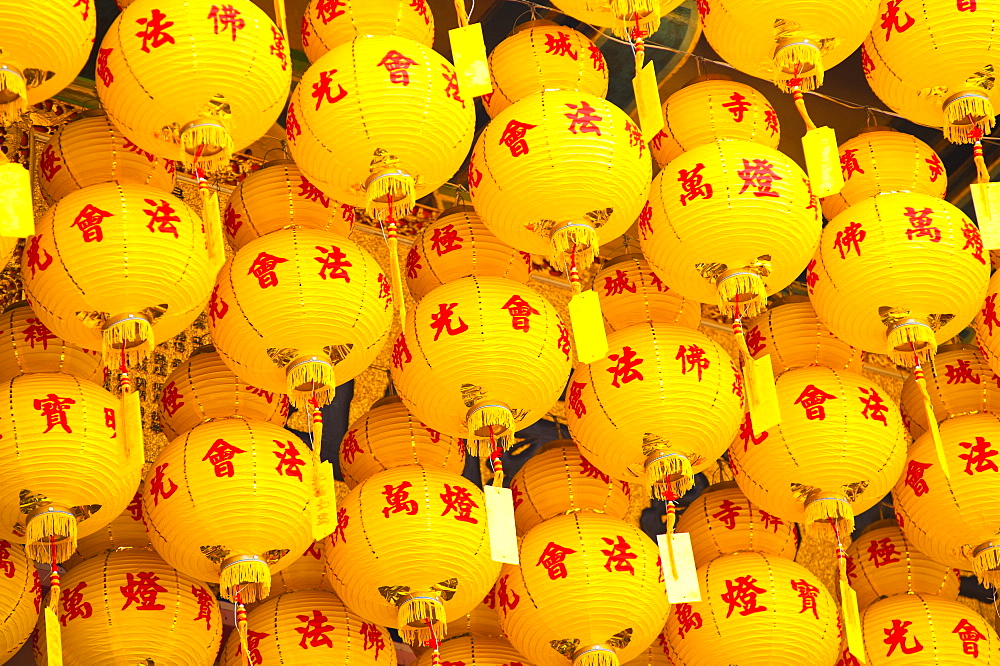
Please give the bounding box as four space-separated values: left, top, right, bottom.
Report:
633 60 663 142
569 289 609 363
484 485 519 564
657 532 701 604
802 126 844 198
839 579 866 662
746 353 781 434
310 460 338 541
0 162 34 237
971 182 1000 250
45 606 62 666
448 23 492 98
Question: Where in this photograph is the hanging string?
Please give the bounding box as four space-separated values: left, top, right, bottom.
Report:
489 426 504 487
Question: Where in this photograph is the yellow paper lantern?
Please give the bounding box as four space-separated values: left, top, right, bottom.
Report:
0 540 40 662
158 345 290 441
38 110 176 205
222 159 355 251
665 551 840 665
821 128 947 221
0 301 104 384
640 139 819 316
0 0 95 123
860 593 1000 663
339 395 464 489
469 89 651 268
97 0 291 170
623 628 686 666
74 488 151 561
55 548 222 665
550 0 684 39
594 254 702 333
264 541 335 601
728 365 907 533
483 21 609 119
142 418 313 603
509 439 632 535
0 372 139 562
698 0 880 91
566 322 744 499
287 35 474 218
405 206 532 301
650 76 781 168
21 182 214 363
415 635 529 666
674 481 799 568
301 0 434 64
209 227 393 407
973 269 1000 376
498 511 669 666
391 275 571 454
452 597 506 641
326 465 501 643
808 192 990 364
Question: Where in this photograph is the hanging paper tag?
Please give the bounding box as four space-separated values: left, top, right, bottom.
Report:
839 579 866 662
633 60 663 142
448 23 492 98
745 353 781 434
971 182 1000 250
310 461 338 541
45 606 62 666
569 289 609 364
657 532 700 603
0 162 33 238
485 485 519 564
801 126 844 198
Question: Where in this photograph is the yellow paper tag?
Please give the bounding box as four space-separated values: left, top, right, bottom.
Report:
633 60 663 142
310 461 338 541
657 532 701 604
448 23 492 98
0 162 34 238
485 485 519 564
746 354 781 434
840 579 866 662
569 289 609 364
45 606 62 666
802 126 844 198
971 182 1000 250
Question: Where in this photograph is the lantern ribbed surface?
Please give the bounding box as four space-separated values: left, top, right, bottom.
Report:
499 511 670 666
74 489 152 560
729 365 907 532
640 139 819 316
223 160 355 251
595 255 702 333
675 481 799 567
550 0 683 38
326 465 500 639
809 192 989 364
97 0 291 169
861 39 950 132
0 540 40 662
0 301 103 384
450 599 505 641
821 129 947 221
158 345 290 441
405 207 531 301
483 21 609 119
264 541 334 601
509 439 632 535
566 322 743 499
301 0 434 64
973 269 1000 377
651 77 780 168
55 548 222 666
414 635 529 666
623 629 686 666
339 395 464 489
142 419 313 602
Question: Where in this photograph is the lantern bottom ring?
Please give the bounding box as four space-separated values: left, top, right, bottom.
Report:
25 504 78 563
803 491 854 535
220 553 271 604
0 63 26 124
572 643 619 666
466 400 515 457
772 37 823 92
180 118 233 171
716 268 766 318
396 592 446 645
885 318 937 365
549 221 598 271
643 448 693 500
284 353 335 409
943 89 996 143
972 541 1000 588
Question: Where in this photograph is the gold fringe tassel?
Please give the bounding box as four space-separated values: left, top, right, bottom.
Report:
803 493 854 535
386 220 407 323
886 321 936 366
219 556 270 604
944 91 996 144
550 222 598 272
180 123 233 173
644 450 693 501
365 172 415 222
0 68 27 125
26 509 77 564
573 645 620 666
120 369 143 464
607 0 659 39
466 403 515 457
972 542 1000 589
236 601 251 666
774 42 824 92
102 315 153 366
717 271 765 318
397 594 446 645
198 180 226 270
45 561 62 666
285 355 335 410
913 365 951 480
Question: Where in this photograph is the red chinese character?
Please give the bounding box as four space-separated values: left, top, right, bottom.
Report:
33 393 75 433
274 440 306 480
120 572 167 611
383 481 418 517
880 0 915 41
959 436 1000 475
441 484 479 523
868 537 902 568
737 158 782 198
501 295 540 332
732 360 745 401
626 120 644 156
945 358 981 384
904 207 941 242
841 149 865 180
695 0 710 19
314 245 352 281
430 224 463 255
744 325 766 356
332 507 349 545
834 222 866 259
963 221 987 265
377 49 419 85
678 163 713 206
953 618 986 657
712 499 742 530
405 247 422 279
298 176 331 207
270 26 287 70
149 463 178 506
846 554 858 581
22 318 57 350
467 153 482 190
602 269 637 297
208 4 245 40
511 481 523 510
160 381 185 417
60 581 92 625
312 69 348 110
557 322 571 360
191 585 214 630
926 153 945 181
0 541 15 578
25 235 53 276
286 102 301 142
984 294 1000 335
722 92 751 122
442 64 464 107
39 145 62 181
142 198 180 238
861 45 876 75
341 429 362 464
223 206 242 238
202 438 247 478
721 575 768 617
675 602 702 638
74 0 89 20
638 200 653 239
537 541 577 579
566 380 588 418
430 302 469 341
544 31 578 59
791 579 819 619
71 203 113 243
579 455 611 483
410 0 431 24
859 387 889 425
315 0 346 23
246 630 269 665
794 384 837 420
391 333 412 369
738 412 768 451
803 177 819 212
360 623 386 659
136 9 175 53
759 510 783 533
496 574 520 615
295 610 334 649
588 43 605 71
884 619 923 656
499 120 537 157
565 101 602 135
208 284 228 324
607 346 644 387
905 460 933 496
764 106 779 135
676 344 710 381
601 535 637 575
248 251 288 289
958 0 978 10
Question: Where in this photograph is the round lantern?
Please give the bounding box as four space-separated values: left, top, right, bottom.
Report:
38 111 175 205
142 418 313 603
74 489 151 561
846 519 960 612
97 0 291 170
674 481 799 567
223 159 355 251
698 0 880 91
624 628 685 666
391 275 571 454
415 635 528 666
860 593 1000 663
821 128 947 221
55 548 222 666
405 206 531 301
301 0 434 64
665 551 840 665
809 192 990 365
483 21 608 119
209 227 393 407
566 322 744 499
0 301 103 383
326 465 500 643
453 597 505 641
470 89 651 269
651 76 781 168
0 372 138 562
0 0 95 123
0 540 40 662
550 0 683 38
264 541 334 600
21 182 214 363
158 345 290 441
641 139 819 317
339 395 464 489
287 35 474 219
974 269 1000 376
509 439 632 535
595 254 702 332
861 39 951 133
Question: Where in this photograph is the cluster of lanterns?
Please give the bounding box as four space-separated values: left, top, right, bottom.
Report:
1 0 1000 665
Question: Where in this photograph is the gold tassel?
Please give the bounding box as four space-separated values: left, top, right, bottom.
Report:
236 600 251 666
0 67 27 125
607 0 659 39
664 502 678 581
803 492 854 535
26 509 77 564
972 541 1000 588
835 534 866 661
308 406 338 540
975 140 992 185
643 448 693 501
773 40 824 92
219 555 270 604
913 364 950 480
396 594 446 645
198 176 225 270
180 122 233 173
46 555 62 666
466 402 514 457
550 222 598 272
573 645 620 666
385 216 407 324
944 90 996 144
284 354 335 410
102 314 154 366
119 369 143 464
717 271 765 318
365 171 415 222
885 320 936 366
